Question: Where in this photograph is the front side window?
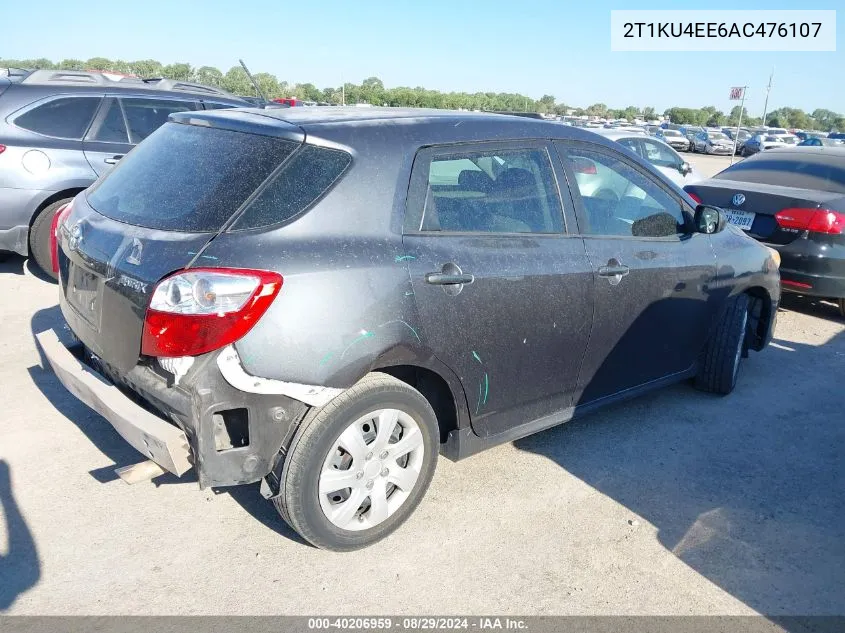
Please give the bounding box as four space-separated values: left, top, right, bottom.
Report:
415 147 564 234
120 98 196 144
563 146 685 238
14 96 101 139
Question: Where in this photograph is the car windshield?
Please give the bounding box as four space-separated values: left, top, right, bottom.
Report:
709 133 729 141
663 130 682 137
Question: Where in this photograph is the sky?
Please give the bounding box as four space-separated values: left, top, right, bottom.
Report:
3 0 842 116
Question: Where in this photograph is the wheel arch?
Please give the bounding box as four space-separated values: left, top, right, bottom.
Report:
743 285 774 351
371 359 469 447
27 188 86 232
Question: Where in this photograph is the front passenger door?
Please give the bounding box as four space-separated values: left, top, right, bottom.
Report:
556 141 717 406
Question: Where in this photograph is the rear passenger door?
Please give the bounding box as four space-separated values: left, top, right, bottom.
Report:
555 141 717 405
82 96 196 177
402 141 594 438
83 97 133 177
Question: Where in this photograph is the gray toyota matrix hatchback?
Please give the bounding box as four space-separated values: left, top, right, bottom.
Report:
39 107 780 550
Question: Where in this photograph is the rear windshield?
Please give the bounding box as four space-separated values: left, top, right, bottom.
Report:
87 122 297 232
714 154 845 193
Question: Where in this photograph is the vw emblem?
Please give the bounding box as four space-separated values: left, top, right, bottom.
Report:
732 193 746 207
68 221 84 252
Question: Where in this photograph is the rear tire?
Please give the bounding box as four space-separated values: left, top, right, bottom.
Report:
273 372 439 551
695 293 750 395
29 198 71 281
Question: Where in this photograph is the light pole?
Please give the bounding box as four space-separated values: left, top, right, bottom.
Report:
761 68 774 126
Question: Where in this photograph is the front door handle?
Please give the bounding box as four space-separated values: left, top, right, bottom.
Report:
425 272 474 285
104 155 124 165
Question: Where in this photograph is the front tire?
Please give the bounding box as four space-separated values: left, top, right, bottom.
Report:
29 198 71 281
695 293 749 395
273 372 439 551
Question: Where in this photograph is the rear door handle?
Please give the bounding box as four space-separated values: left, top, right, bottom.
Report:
598 265 630 277
425 272 474 285
104 155 124 165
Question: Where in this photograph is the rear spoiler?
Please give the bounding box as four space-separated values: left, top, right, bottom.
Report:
168 109 306 143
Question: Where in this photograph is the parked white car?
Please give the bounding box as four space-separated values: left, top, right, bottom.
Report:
588 129 704 189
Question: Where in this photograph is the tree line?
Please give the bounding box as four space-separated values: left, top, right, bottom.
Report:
3 57 843 131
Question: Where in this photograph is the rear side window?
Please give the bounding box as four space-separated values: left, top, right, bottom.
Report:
231 145 352 230
121 98 196 143
89 99 129 143
411 147 564 234
87 122 297 232
714 155 845 193
15 96 100 139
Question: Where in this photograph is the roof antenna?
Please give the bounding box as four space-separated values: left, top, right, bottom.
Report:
239 59 267 103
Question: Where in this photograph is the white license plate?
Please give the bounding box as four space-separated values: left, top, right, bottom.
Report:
724 209 755 230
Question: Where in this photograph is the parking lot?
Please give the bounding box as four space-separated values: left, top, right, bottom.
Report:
1 152 843 616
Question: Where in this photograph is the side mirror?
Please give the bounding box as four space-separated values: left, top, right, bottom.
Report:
694 204 727 234
679 161 692 175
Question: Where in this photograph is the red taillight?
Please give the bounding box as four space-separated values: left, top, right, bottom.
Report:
775 207 845 235
571 157 597 174
0 144 6 155
141 268 283 358
782 279 813 289
50 202 73 274
686 192 702 205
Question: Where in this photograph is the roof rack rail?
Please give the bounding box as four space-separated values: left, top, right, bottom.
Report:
21 69 145 86
20 70 233 97
140 78 230 96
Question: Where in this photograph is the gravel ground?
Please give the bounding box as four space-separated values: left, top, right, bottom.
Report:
1 153 843 616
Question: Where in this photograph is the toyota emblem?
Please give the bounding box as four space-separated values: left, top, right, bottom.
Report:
732 193 746 207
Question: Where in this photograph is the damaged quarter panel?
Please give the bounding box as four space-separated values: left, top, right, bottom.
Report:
211 124 429 391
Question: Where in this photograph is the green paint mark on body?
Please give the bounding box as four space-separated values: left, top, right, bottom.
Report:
395 255 416 262
472 351 483 364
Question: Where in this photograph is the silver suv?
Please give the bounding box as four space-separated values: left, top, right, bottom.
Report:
0 69 248 276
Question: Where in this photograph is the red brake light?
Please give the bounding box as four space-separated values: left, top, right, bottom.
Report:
50 202 73 274
571 157 597 174
686 192 702 204
0 144 6 155
775 207 845 234
141 268 283 357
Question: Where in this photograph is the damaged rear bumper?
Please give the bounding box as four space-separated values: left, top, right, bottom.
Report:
37 328 313 488
36 329 193 475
